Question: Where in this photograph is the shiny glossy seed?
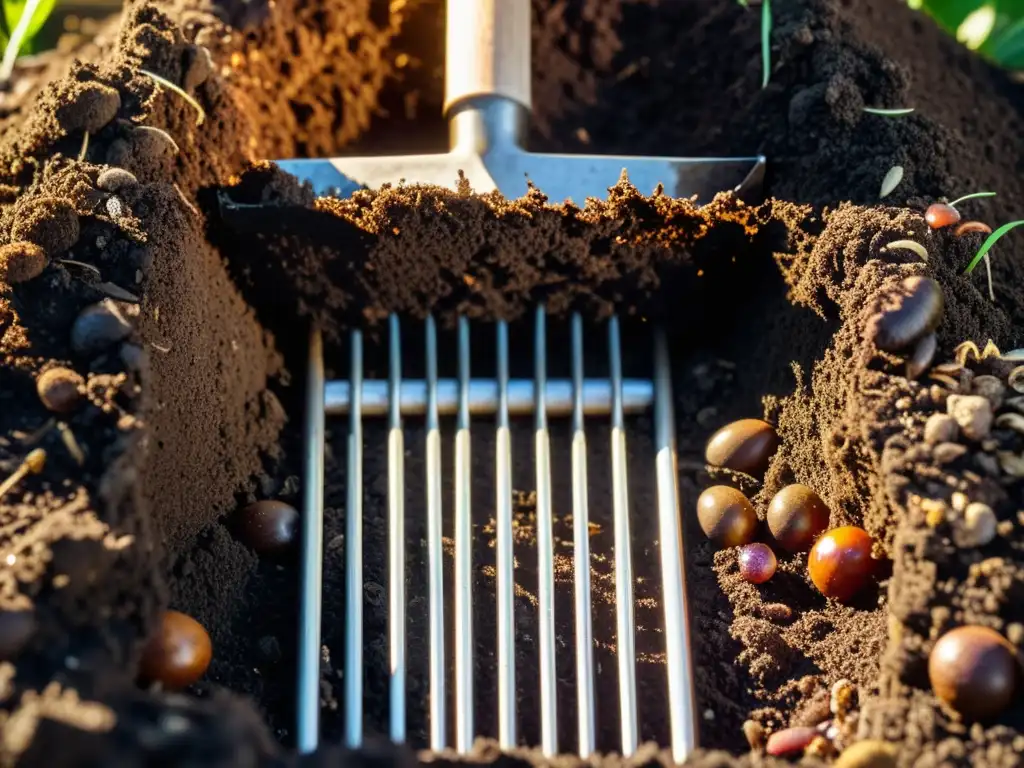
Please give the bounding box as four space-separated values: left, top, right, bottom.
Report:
738 543 777 584
954 220 993 237
928 625 1019 720
767 484 830 552
867 276 944 353
139 610 212 690
906 332 937 380
766 726 819 756
234 499 299 555
808 526 876 602
696 486 759 548
705 419 779 477
925 203 961 229
36 367 85 414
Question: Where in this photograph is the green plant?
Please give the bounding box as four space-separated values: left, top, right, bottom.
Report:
964 219 1024 273
0 0 58 81
910 0 1024 69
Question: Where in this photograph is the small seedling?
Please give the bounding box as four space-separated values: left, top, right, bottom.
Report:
0 0 57 82
948 191 996 207
77 131 89 162
863 107 915 116
882 239 928 261
57 422 84 466
761 0 772 89
138 69 206 127
963 220 1024 274
879 165 904 198
0 447 46 500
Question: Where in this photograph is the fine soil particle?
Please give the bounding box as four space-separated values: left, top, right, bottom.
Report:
1 0 1023 767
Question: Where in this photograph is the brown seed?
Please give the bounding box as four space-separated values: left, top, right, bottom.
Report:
867 276 945 353
0 241 48 284
767 484 830 552
705 419 779 477
924 203 961 229
696 486 758 548
738 543 777 584
928 625 1019 720
36 367 85 414
808 526 876 602
766 726 818 756
954 220 993 237
906 331 937 380
139 610 212 690
833 740 898 768
234 500 299 555
0 609 36 660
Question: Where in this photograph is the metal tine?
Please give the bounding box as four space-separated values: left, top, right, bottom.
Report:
653 328 698 763
454 317 473 752
608 317 638 756
495 320 516 749
345 329 365 748
534 305 558 757
425 316 446 750
570 313 595 757
298 326 326 754
388 314 406 743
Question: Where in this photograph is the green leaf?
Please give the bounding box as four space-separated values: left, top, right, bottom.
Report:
2 0 57 48
948 191 997 206
761 0 772 88
964 219 1024 273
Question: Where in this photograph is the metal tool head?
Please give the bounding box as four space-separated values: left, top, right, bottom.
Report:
276 98 765 205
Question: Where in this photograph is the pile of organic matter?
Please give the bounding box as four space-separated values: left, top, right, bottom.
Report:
1 0 1023 767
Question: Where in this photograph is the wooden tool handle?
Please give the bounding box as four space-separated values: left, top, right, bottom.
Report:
444 0 531 115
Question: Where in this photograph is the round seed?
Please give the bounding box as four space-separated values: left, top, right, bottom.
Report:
928 625 1019 720
234 500 299 555
696 486 758 548
738 543 777 584
906 332 937 380
867 276 944 353
925 203 961 229
139 610 212 690
705 419 779 477
767 484 830 552
36 367 85 414
808 526 876 602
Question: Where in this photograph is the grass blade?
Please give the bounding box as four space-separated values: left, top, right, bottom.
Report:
863 107 915 116
761 0 772 88
964 219 1024 274
948 191 996 206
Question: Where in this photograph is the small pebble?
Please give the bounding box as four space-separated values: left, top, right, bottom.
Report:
696 486 758 548
932 441 968 464
971 374 1005 410
0 609 36 660
833 740 897 768
738 543 777 584
924 203 961 229
808 526 876 602
767 484 830 551
71 299 134 356
923 413 959 444
705 419 779 477
97 168 139 193
766 726 818 756
234 500 299 555
928 625 1019 720
11 197 80 256
55 81 121 133
36 367 85 414
946 394 993 440
0 241 48 284
953 502 997 548
139 610 212 690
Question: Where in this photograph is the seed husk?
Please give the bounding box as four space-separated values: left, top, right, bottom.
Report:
882 239 928 261
867 276 944 353
879 165 903 199
954 220 993 237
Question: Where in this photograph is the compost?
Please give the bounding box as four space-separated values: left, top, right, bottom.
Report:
1 0 1024 766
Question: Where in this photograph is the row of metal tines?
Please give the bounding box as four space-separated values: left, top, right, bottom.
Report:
298 307 698 763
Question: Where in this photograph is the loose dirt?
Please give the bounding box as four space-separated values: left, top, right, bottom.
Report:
1 0 1023 767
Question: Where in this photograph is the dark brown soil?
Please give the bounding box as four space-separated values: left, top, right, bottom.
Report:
1 0 1024 767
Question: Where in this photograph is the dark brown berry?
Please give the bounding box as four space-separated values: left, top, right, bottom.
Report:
928 625 1019 720
0 609 36 660
808 526 876 602
767 484 830 552
36 367 85 414
866 276 944 353
696 486 758 548
0 241 48 284
235 500 299 555
924 203 960 229
139 610 212 690
705 419 779 477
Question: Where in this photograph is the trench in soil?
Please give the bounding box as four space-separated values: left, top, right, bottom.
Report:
169 216 843 754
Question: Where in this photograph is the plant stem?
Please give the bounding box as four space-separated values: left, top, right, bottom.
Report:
0 0 44 83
